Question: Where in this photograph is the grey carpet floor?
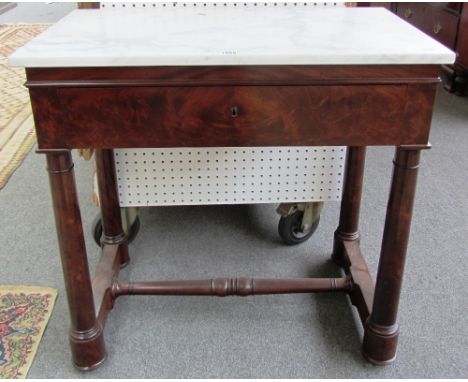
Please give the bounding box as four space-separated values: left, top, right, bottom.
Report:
0 86 467 378
1 4 468 378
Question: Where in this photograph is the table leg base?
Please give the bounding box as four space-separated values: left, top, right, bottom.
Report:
362 352 397 366
362 352 397 367
73 355 107 371
333 236 400 365
362 320 399 366
70 325 106 371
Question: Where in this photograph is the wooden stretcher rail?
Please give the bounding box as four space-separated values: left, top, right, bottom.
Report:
111 277 353 297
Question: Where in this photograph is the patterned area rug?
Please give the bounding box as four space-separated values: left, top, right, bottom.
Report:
0 285 57 379
0 24 50 190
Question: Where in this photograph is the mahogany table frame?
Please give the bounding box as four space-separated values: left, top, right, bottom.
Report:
26 64 438 369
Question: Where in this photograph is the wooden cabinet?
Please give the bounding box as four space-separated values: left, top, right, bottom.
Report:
392 3 468 95
364 3 468 95
396 3 458 49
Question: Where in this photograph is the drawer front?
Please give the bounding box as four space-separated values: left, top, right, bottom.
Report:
31 84 434 149
441 3 462 14
397 3 426 30
397 3 459 49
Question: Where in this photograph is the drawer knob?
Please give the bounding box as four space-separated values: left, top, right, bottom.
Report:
433 22 443 35
231 106 239 118
404 8 412 19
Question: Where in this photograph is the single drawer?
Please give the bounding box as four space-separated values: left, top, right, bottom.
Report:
397 3 459 49
35 84 421 149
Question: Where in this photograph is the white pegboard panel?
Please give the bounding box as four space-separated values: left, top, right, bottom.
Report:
115 147 345 206
100 3 343 9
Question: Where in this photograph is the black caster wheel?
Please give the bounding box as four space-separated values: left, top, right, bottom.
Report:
278 210 320 245
91 214 140 246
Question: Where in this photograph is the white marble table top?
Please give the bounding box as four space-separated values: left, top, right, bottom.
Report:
9 6 455 67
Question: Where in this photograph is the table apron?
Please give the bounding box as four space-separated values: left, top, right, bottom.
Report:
29 83 436 149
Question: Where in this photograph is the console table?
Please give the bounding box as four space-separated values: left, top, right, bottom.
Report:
9 5 454 370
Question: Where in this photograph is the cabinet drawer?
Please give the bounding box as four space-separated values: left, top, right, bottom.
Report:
30 83 436 149
397 3 459 49
40 85 418 149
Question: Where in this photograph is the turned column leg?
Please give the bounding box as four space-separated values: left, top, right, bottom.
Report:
332 146 366 266
95 149 129 267
362 146 423 365
45 150 106 370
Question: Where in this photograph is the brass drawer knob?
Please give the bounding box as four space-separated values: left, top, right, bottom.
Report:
433 22 443 35
404 8 412 19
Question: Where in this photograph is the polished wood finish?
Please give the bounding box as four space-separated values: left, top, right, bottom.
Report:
26 66 438 149
362 145 426 365
92 243 120 327
77 2 99 9
112 277 352 297
95 149 129 266
30 62 439 368
26 65 439 84
332 146 366 266
43 150 106 370
44 85 408 148
343 240 375 325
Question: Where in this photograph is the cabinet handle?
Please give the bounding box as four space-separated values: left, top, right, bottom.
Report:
404 8 412 18
433 22 443 35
